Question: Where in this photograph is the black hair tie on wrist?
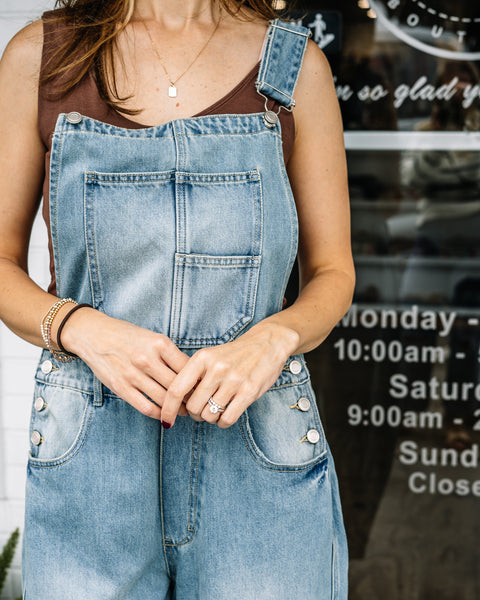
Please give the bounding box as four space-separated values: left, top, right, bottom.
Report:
56 303 93 357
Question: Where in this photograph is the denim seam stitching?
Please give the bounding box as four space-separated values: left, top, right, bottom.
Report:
275 119 298 314
186 421 197 535
164 423 201 547
287 32 309 106
51 130 66 296
163 426 195 546
62 111 277 132
331 535 337 600
84 175 96 308
86 172 174 183
177 170 260 182
254 167 263 258
257 20 275 95
190 423 202 534
61 128 274 139
84 176 104 311
270 23 311 37
34 378 93 395
159 429 173 579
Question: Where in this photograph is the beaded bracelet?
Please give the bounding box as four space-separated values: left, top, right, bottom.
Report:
56 303 93 357
40 298 77 362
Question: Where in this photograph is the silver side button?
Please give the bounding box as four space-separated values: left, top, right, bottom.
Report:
31 431 44 446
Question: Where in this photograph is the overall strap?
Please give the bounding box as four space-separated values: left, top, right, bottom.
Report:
256 18 311 110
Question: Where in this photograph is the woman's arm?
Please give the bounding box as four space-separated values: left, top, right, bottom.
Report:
259 40 355 352
161 41 355 428
0 22 189 420
0 21 59 346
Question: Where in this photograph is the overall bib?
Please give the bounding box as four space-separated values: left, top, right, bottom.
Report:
22 20 348 599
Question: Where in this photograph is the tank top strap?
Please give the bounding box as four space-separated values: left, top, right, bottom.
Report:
255 18 311 110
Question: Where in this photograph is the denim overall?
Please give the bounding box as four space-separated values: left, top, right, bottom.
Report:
22 20 348 599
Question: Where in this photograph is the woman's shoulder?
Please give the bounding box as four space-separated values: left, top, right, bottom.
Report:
0 19 43 85
0 20 45 155
299 39 334 88
293 40 338 123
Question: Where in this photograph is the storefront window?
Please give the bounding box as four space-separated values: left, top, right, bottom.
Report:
294 2 480 596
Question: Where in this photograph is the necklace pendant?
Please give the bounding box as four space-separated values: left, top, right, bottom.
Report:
168 85 177 98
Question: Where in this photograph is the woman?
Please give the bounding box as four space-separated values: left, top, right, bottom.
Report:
0 0 354 597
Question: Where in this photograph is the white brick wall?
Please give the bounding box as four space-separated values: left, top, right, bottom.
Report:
0 2 54 598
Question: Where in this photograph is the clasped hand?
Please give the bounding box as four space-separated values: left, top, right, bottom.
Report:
161 322 299 428
63 310 299 428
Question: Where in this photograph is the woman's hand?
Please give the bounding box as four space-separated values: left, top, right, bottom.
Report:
160 322 300 429
60 307 190 420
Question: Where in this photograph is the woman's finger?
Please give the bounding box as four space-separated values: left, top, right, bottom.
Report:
123 388 163 420
199 392 232 423
183 378 219 420
133 374 168 408
161 356 206 427
142 361 180 392
154 335 190 373
186 377 237 423
216 382 260 428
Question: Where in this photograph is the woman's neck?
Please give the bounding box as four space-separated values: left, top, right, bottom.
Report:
133 0 220 27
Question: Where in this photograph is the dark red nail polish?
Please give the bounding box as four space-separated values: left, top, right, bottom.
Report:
161 420 172 429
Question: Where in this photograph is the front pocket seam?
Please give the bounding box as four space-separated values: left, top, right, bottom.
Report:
34 377 94 396
238 417 328 473
28 401 94 469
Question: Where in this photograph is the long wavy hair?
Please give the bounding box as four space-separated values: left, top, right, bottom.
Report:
40 0 285 115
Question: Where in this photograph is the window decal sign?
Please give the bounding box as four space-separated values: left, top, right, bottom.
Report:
370 0 480 61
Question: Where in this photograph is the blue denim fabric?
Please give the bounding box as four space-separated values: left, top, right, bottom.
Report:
22 19 348 599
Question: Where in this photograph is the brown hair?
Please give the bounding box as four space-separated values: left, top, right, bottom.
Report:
40 0 286 116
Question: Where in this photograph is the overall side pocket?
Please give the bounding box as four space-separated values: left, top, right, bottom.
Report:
28 381 94 469
239 373 328 472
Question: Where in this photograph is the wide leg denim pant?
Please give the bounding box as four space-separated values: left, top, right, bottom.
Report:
23 351 347 599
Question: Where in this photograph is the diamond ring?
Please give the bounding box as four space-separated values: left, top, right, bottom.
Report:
208 397 225 414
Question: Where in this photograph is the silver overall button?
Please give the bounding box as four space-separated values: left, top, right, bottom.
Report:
66 111 83 124
34 397 47 412
263 110 279 128
297 397 311 412
288 360 302 375
306 429 320 444
30 431 44 446
41 359 53 374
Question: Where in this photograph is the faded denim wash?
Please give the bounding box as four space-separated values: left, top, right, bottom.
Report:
22 19 348 599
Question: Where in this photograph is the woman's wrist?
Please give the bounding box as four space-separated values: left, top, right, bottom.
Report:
243 319 301 360
41 299 77 354
51 305 98 358
56 303 93 356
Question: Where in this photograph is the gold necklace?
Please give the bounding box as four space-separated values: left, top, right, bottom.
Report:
142 15 222 98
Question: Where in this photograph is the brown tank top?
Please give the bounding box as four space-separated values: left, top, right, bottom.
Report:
38 10 295 296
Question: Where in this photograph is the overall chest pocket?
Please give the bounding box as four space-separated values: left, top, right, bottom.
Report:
84 169 262 346
170 170 263 347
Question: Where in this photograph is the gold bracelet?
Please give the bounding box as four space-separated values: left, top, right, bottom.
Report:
40 298 77 362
